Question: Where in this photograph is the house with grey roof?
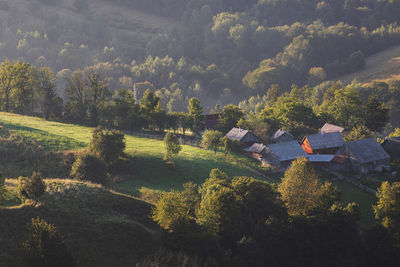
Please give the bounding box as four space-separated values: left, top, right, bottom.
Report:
320 123 347 136
382 137 400 162
336 138 391 174
272 129 294 143
301 132 344 154
225 127 259 146
244 143 267 161
263 141 308 169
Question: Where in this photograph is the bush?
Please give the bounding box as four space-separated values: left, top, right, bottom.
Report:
70 154 107 184
18 172 46 202
21 217 76 267
164 133 182 161
89 127 126 167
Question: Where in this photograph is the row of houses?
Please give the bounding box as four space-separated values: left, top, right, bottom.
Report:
225 123 397 174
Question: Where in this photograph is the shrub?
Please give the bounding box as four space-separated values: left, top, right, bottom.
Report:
18 172 46 202
164 133 182 161
201 130 223 154
88 127 126 167
21 217 76 267
70 154 107 184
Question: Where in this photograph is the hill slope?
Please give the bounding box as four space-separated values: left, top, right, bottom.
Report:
337 44 400 85
0 112 267 195
0 179 159 267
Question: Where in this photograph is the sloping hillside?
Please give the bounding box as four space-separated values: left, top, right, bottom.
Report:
0 179 160 267
0 112 267 195
338 45 400 85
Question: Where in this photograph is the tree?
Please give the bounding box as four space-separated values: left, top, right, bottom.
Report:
35 67 62 120
221 137 232 157
86 71 110 126
364 96 390 132
373 181 400 231
12 62 36 114
0 59 15 112
217 104 244 134
64 71 87 123
21 217 76 267
201 130 223 154
70 154 107 184
18 172 46 202
278 157 339 216
164 133 182 161
187 97 204 135
88 127 126 167
140 89 160 113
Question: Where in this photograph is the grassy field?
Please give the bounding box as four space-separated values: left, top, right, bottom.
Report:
0 112 267 195
0 112 379 228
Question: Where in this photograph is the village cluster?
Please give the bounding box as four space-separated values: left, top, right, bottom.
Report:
224 123 400 174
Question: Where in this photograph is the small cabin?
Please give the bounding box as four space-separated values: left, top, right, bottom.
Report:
263 141 308 169
320 123 347 136
272 129 294 143
301 132 344 155
244 143 267 161
382 137 400 162
225 127 259 146
204 114 220 130
336 138 391 174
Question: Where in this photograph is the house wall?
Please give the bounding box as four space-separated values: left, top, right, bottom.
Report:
314 147 341 155
301 138 313 154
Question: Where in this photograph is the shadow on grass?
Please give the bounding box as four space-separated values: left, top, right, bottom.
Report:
0 120 86 151
118 154 266 196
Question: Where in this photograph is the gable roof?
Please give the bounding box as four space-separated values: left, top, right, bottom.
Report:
267 141 308 162
320 123 345 134
225 127 249 141
244 143 267 154
345 138 390 164
272 129 294 142
304 132 344 150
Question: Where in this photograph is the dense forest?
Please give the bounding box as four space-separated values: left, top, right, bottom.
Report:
1 0 400 111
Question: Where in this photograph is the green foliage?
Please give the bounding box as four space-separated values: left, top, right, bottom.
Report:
278 158 340 216
201 130 223 154
373 181 400 231
17 172 46 201
21 217 76 267
187 97 204 135
217 104 244 134
364 95 390 132
70 154 107 184
164 133 182 161
88 127 126 167
344 125 374 142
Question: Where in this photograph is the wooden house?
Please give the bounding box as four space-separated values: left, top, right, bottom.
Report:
320 123 347 136
204 114 220 130
244 143 267 161
308 154 335 168
263 141 308 169
336 138 391 174
225 127 259 146
382 137 400 162
301 132 344 154
272 129 294 143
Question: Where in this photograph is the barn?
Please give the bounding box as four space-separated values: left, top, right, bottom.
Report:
272 129 294 143
263 141 308 169
301 132 344 154
336 138 391 174
381 137 400 162
225 127 259 146
204 114 220 130
244 143 267 161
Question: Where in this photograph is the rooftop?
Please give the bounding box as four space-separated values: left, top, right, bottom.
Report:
244 143 267 154
225 127 249 141
345 138 390 164
267 141 308 162
320 123 345 134
304 132 344 150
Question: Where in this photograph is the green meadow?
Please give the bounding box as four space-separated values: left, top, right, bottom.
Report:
0 112 378 228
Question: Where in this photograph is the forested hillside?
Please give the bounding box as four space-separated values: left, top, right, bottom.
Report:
1 0 400 111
